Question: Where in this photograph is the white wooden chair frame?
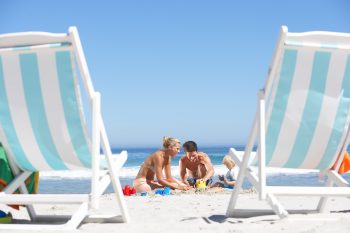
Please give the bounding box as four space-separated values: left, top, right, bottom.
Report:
226 26 350 219
0 27 130 230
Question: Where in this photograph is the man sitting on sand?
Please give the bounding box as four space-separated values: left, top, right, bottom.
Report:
179 141 214 187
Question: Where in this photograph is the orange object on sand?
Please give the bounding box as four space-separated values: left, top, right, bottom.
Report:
337 152 350 174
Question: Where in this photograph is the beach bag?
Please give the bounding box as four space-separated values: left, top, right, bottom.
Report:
0 143 39 209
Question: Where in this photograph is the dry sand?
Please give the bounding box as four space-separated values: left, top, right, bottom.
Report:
1 188 350 233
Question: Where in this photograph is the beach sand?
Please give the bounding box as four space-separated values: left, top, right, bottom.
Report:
2 188 350 233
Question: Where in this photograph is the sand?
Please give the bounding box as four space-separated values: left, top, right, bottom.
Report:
1 188 350 233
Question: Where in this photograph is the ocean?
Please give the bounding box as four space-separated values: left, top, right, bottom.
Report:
38 146 350 194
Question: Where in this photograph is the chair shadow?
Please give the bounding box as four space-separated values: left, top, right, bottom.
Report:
207 215 229 223
331 209 350 213
207 208 330 224
11 214 124 225
83 215 124 224
223 209 322 218
12 215 73 224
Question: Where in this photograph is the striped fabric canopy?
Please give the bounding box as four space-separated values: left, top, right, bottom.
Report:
0 44 92 171
265 42 350 170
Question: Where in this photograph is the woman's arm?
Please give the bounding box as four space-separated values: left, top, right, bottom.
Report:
154 154 187 190
179 157 190 186
164 158 189 189
164 159 177 183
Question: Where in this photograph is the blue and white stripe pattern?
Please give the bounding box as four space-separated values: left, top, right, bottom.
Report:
265 42 350 170
0 44 92 171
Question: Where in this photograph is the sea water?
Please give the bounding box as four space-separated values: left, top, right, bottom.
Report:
38 146 350 194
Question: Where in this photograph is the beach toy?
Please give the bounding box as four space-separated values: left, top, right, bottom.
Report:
140 192 148 196
155 187 171 196
155 189 164 195
163 187 171 195
130 187 136 195
196 180 206 189
123 185 131 196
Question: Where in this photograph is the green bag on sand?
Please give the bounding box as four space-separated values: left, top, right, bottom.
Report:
0 216 12 224
0 210 12 224
0 143 38 209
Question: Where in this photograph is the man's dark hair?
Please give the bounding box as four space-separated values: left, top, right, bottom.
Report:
183 141 197 152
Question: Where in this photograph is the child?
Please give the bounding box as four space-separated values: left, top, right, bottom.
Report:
210 155 238 189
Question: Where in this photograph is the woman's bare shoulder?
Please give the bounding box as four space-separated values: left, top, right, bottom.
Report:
150 150 165 162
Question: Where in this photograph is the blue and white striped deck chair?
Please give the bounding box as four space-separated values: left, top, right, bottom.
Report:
0 27 129 230
226 26 350 219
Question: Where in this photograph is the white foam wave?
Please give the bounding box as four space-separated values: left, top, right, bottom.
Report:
39 165 318 180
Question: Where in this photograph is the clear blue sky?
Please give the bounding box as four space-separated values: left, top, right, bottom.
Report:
1 1 350 148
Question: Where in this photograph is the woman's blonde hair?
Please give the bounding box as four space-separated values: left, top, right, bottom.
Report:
222 155 235 169
162 136 180 149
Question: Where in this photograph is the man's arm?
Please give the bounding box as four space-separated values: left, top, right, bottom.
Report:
201 154 215 182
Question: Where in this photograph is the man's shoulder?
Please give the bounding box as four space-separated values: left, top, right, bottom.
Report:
198 152 213 164
198 152 210 159
198 152 208 156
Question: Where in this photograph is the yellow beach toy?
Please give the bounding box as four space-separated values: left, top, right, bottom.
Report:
196 180 206 189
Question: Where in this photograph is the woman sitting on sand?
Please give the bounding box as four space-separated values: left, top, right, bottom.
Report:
133 136 189 192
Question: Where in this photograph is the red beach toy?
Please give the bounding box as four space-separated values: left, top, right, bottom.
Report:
123 185 130 196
